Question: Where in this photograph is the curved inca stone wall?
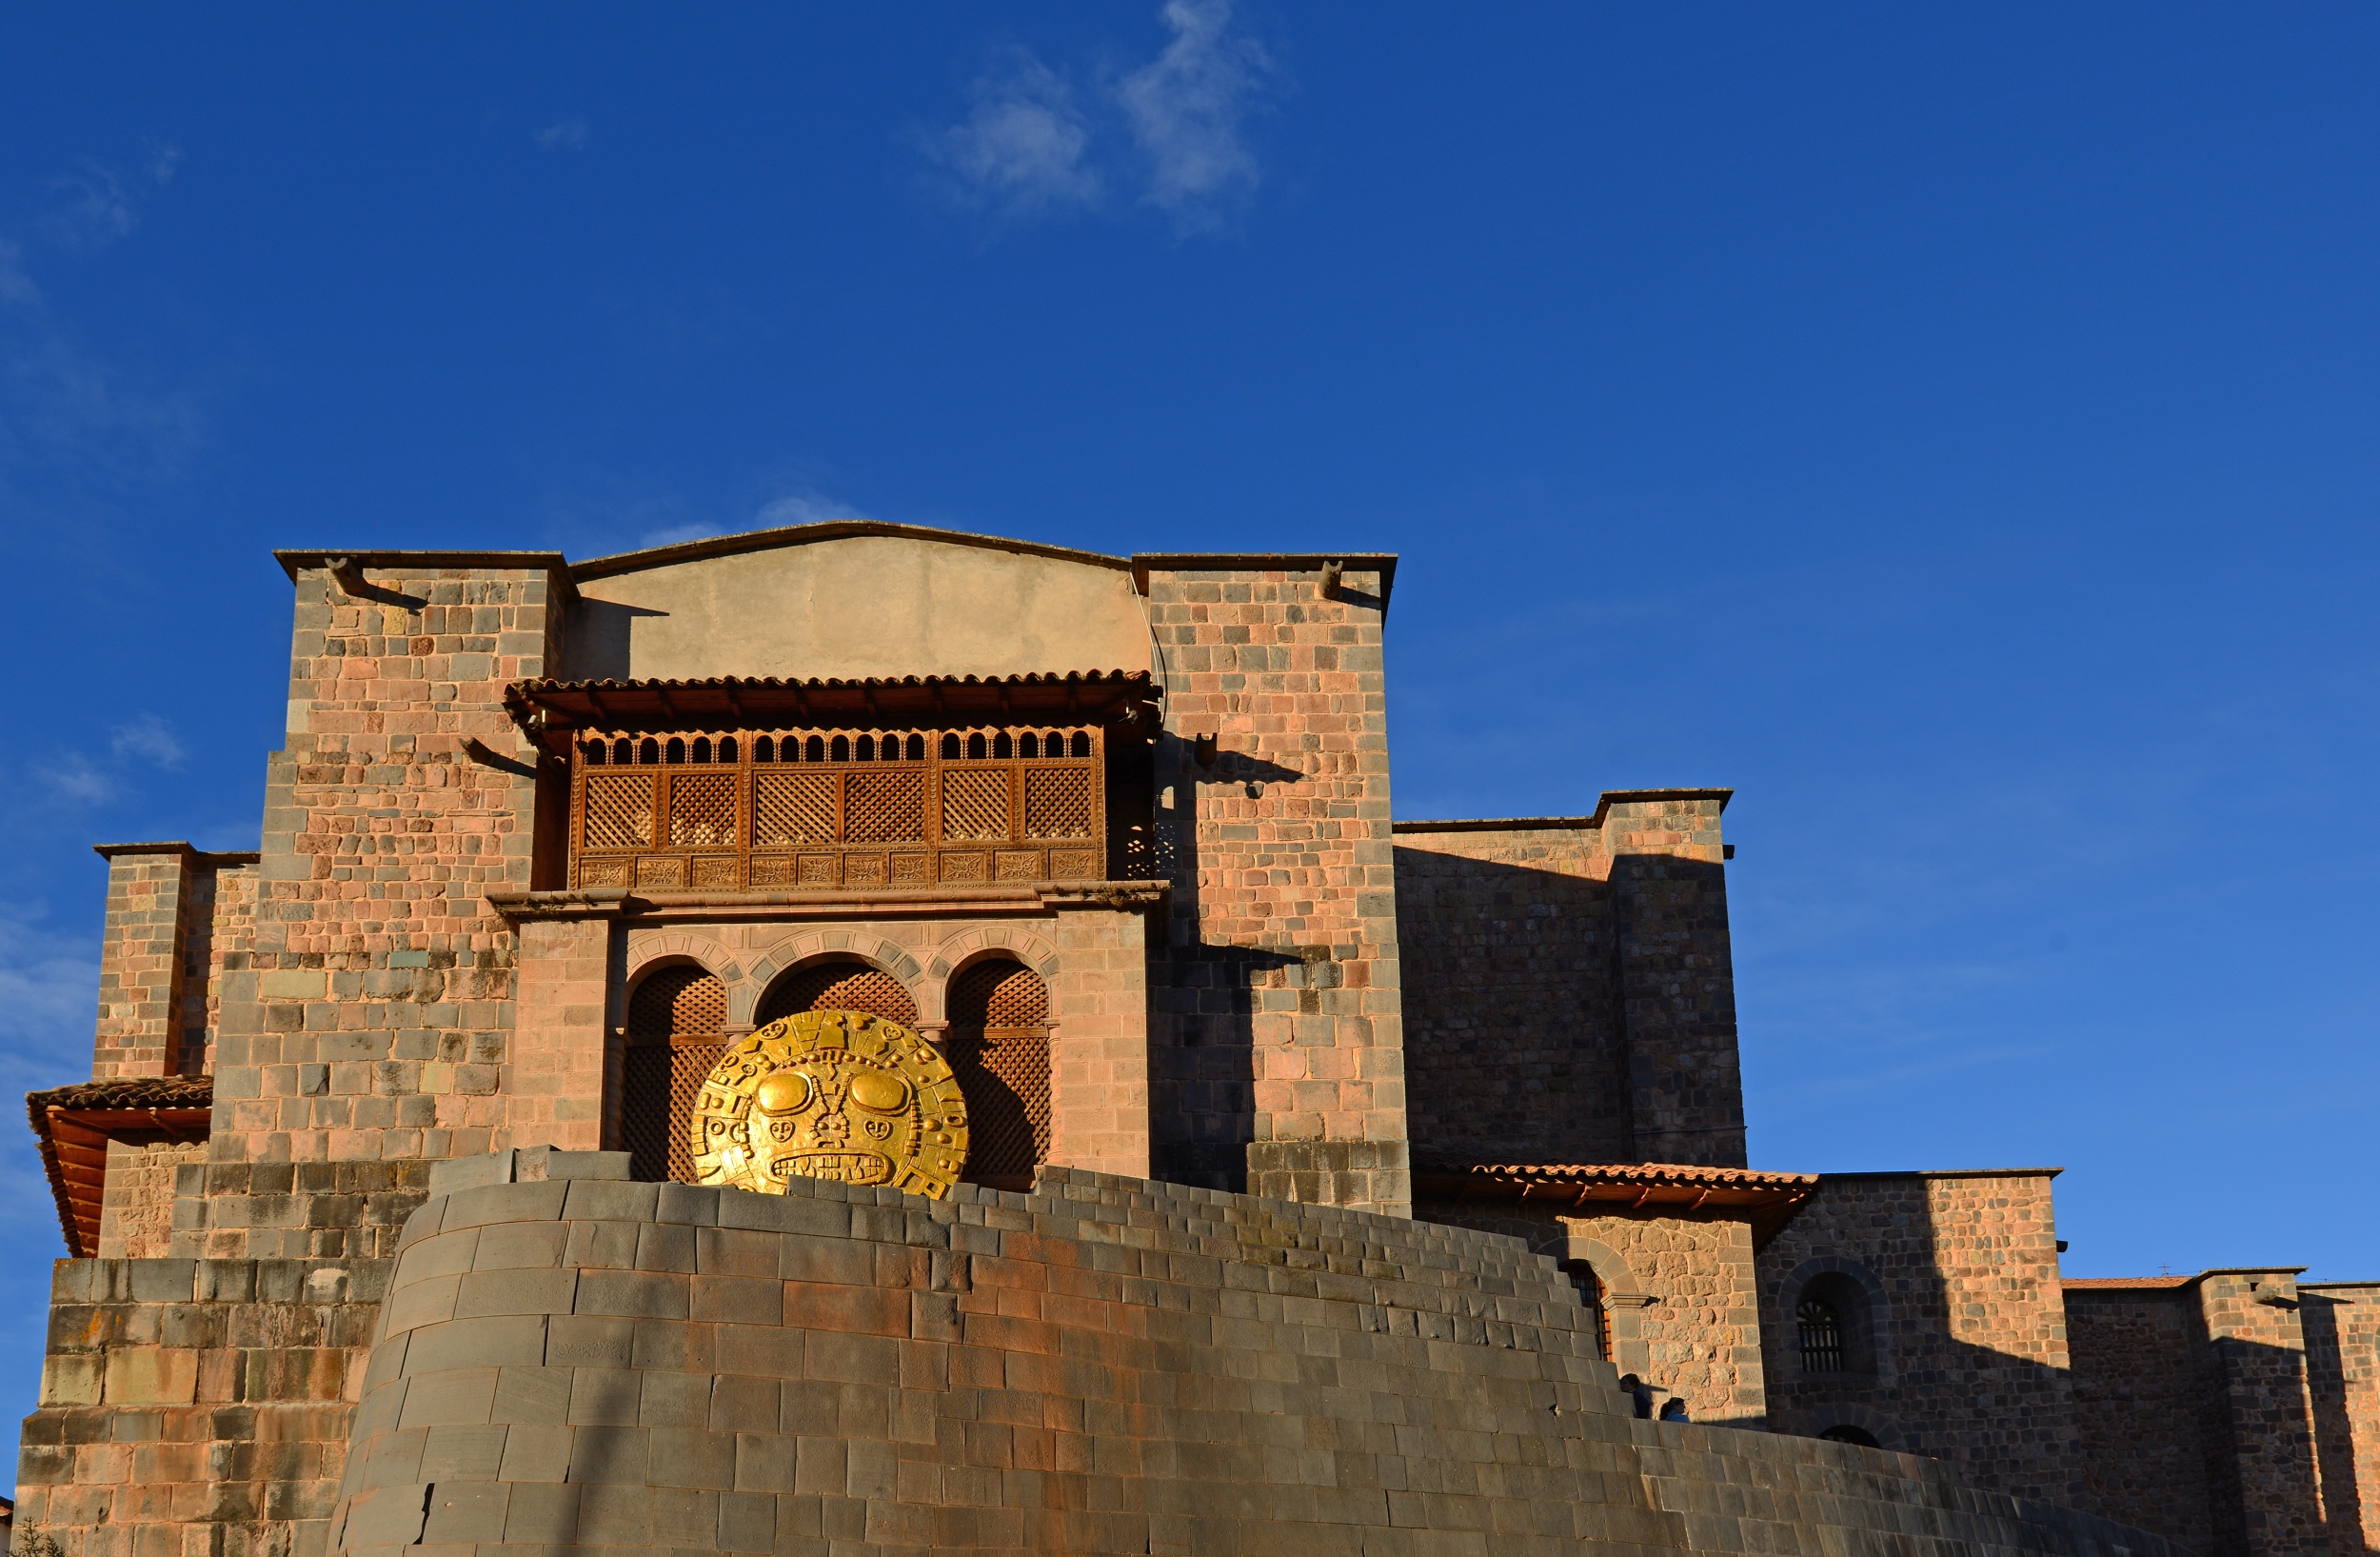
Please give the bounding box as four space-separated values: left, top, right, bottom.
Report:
331 1155 2182 1557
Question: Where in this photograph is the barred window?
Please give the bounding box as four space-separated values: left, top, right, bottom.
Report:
1796 1297 1846 1372
1563 1261 1612 1362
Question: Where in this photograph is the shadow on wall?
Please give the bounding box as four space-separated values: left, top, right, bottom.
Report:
1146 732 1308 1192
1767 1197 2373 1557
1392 849 1632 1166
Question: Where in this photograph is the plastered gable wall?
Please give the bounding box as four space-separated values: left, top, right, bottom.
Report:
1140 565 1408 1213
1393 795 1746 1170
1755 1171 2082 1504
182 561 566 1263
563 532 1151 682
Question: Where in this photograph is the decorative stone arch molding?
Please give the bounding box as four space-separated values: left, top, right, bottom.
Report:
925 928 1062 1027
621 931 743 1020
742 932 924 1029
1560 1231 1658 1377
1775 1254 1894 1387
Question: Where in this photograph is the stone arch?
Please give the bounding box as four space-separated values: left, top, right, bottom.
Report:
624 931 740 1004
924 928 1061 1028
741 933 923 1028
1560 1233 1650 1375
1797 1402 1903 1454
1776 1255 1894 1385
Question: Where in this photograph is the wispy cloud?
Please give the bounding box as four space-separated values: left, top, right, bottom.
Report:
149 143 184 184
1116 0 1273 226
37 162 140 253
0 241 35 307
39 755 115 806
923 0 1279 236
926 50 1101 221
0 915 98 1060
537 119 590 151
109 714 185 769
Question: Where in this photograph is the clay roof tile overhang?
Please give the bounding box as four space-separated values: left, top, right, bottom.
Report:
505 670 1160 752
1414 1160 1820 1248
28 1076 213 1258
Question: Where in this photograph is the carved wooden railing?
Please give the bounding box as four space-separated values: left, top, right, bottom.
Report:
567 725 1106 891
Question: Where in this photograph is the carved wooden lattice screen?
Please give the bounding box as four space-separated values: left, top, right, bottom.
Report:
944 960 1051 1190
568 727 1104 893
622 966 727 1184
752 962 919 1028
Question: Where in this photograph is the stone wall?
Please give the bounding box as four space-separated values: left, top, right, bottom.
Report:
184 560 566 1259
1415 1196 1769 1427
1755 1170 2081 1503
1392 793 1745 1172
1140 562 1408 1212
2062 1280 2221 1549
97 1139 208 1259
310 1155 2179 1557
90 846 257 1081
2301 1282 2380 1554
16 1251 393 1557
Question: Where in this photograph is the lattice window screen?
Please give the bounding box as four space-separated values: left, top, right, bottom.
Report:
622 966 726 1183
585 773 657 849
945 959 1051 1187
753 771 835 847
940 769 1011 843
844 771 926 843
1023 769 1095 840
667 772 739 848
753 961 919 1028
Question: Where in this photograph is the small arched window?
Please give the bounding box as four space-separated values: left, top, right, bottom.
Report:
1794 1270 1876 1374
1562 1260 1612 1362
1818 1424 1881 1448
1797 1298 1846 1372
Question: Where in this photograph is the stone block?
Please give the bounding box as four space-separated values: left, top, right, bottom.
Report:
453 1268 579 1319
496 1422 573 1484
402 1317 549 1373
562 1178 661 1224
416 1424 508 1482
718 1489 777 1552
491 1365 572 1427
441 1180 568 1231
513 1147 632 1182
647 1427 736 1489
502 1481 582 1543
545 1314 637 1368
419 1481 509 1543
575 1269 691 1320
469 1221 568 1270
426 1153 514 1200
104 1347 198 1405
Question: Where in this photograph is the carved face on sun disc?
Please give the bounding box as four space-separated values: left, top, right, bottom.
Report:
687 1008 969 1199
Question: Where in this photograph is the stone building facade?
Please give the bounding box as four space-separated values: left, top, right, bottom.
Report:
14 521 2375 1557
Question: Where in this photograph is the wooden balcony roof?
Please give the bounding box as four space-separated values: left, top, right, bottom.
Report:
1413 1159 1818 1246
28 1076 212 1257
505 670 1158 747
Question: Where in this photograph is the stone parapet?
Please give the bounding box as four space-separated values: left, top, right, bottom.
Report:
311 1154 2178 1557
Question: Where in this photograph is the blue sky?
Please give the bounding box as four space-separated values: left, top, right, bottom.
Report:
1 1 2376 1442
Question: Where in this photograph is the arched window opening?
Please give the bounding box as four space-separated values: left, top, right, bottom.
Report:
692 736 712 764
664 736 686 765
906 733 925 761
942 733 960 759
1020 732 1040 759
829 734 849 762
638 737 661 765
805 735 825 762
753 959 919 1028
1795 1271 1877 1375
967 732 986 760
621 966 727 1185
584 740 607 767
1817 1425 1881 1448
993 731 1013 759
1070 730 1091 757
944 959 1051 1192
857 734 876 762
1561 1260 1612 1362
719 736 737 763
